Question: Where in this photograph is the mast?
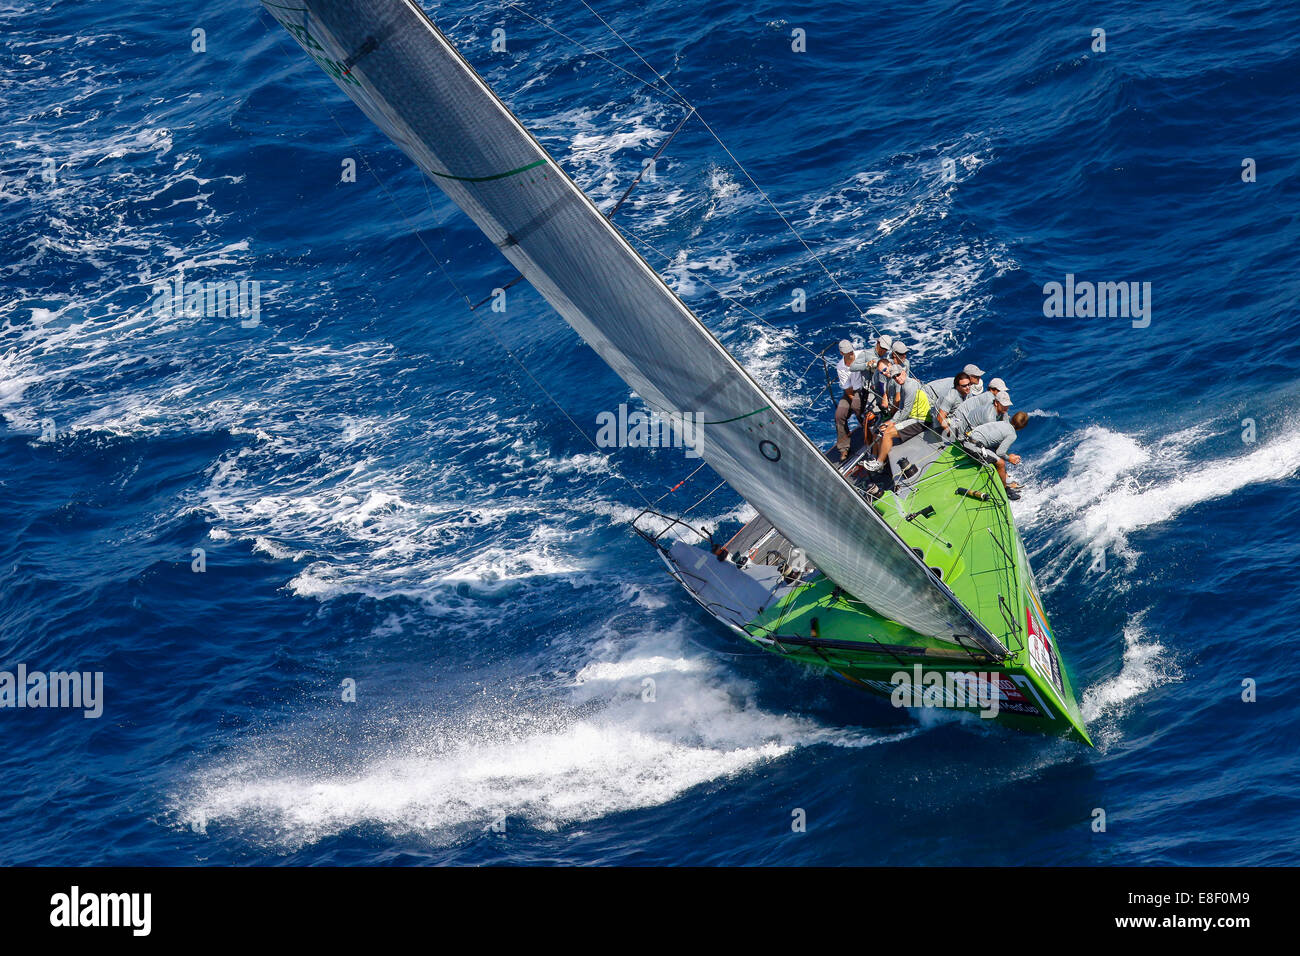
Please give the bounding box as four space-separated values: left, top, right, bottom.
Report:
260 0 1007 657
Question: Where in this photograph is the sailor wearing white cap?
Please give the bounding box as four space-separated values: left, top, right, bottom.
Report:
890 340 910 375
833 339 866 462
881 340 909 409
963 363 986 394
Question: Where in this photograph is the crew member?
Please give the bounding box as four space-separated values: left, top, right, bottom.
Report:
967 411 1029 499
890 340 911 379
877 340 909 412
922 373 972 432
951 388 1012 437
865 334 894 406
833 339 865 462
863 364 930 472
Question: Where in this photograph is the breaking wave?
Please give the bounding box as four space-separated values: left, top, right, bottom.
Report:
1081 614 1182 738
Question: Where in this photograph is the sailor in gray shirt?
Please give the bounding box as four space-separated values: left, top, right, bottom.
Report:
863 364 926 472
889 363 920 423
877 340 910 411
923 373 973 431
920 376 951 408
862 334 894 404
966 410 1029 499
951 389 1012 436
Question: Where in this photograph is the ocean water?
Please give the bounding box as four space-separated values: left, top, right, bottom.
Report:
2 0 1298 865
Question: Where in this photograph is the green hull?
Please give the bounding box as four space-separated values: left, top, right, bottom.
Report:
645 439 1093 746
738 574 1092 746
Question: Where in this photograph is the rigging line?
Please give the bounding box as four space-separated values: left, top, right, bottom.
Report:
418 175 477 308
509 2 868 360
692 108 876 324
575 0 689 105
574 0 878 329
298 80 477 311
654 461 708 504
678 479 728 518
469 272 527 312
606 104 695 219
622 229 823 361
760 581 801 635
503 1 688 107
258 9 475 316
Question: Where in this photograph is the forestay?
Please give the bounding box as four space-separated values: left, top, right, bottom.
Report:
261 0 1003 652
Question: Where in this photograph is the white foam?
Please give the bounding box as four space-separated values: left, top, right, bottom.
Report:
251 537 309 562
1081 614 1181 726
732 323 817 414
175 625 909 846
1072 431 1300 555
574 655 705 683
1013 425 1151 535
1017 425 1300 567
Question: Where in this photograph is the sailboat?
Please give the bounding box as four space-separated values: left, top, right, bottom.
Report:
262 0 1093 745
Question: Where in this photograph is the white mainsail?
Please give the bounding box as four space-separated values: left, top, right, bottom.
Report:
261 0 1003 653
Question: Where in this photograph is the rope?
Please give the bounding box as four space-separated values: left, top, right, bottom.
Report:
621 229 823 360
571 0 878 333
504 1 688 107
606 105 695 218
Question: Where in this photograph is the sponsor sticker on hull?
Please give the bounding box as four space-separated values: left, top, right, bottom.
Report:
1025 602 1064 696
852 671 1051 720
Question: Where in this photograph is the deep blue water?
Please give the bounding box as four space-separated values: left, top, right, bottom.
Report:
2 0 1298 865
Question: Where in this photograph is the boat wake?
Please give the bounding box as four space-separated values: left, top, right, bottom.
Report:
1016 422 1300 575
173 624 911 849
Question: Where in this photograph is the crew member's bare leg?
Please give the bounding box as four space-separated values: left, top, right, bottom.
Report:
875 423 898 463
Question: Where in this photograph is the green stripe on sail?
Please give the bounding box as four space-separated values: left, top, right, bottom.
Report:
701 405 771 425
652 405 771 425
429 159 548 183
